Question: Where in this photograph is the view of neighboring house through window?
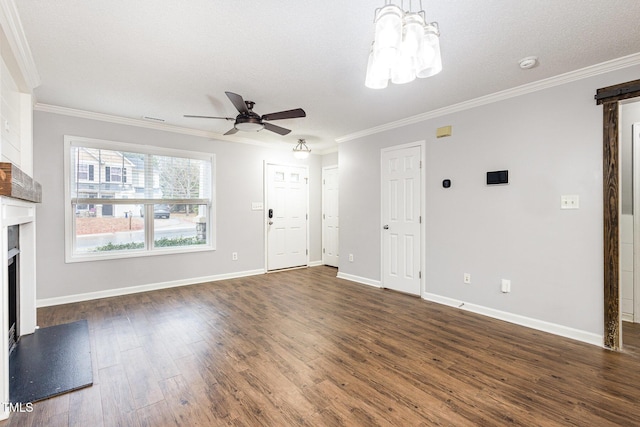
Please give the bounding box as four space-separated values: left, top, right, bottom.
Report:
64 136 215 262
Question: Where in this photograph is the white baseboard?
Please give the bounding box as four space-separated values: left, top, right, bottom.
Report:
336 272 382 288
36 268 265 307
423 292 603 347
622 312 634 323
309 260 323 267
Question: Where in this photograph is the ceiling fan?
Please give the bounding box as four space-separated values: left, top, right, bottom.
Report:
185 91 306 136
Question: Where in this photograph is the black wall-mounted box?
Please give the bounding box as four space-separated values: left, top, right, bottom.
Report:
487 170 508 185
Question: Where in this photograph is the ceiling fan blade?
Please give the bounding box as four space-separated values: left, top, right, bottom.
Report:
184 115 234 120
225 91 250 115
263 122 291 135
224 127 239 135
262 108 306 121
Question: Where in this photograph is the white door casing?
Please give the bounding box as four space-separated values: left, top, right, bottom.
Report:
381 144 423 295
266 163 308 271
322 166 339 267
633 123 640 322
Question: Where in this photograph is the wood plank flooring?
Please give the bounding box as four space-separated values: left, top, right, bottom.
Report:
3 266 640 426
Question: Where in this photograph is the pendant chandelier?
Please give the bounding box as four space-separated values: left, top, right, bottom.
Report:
365 0 442 89
293 139 311 159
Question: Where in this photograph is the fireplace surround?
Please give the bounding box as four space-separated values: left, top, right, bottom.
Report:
0 197 38 419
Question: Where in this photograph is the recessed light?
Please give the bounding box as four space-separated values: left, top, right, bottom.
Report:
518 56 538 70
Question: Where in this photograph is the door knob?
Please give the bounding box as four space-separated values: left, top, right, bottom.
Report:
383 225 389 230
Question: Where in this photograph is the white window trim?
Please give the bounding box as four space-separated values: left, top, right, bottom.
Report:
64 135 216 263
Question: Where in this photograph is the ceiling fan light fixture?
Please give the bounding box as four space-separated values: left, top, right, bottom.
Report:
293 139 311 159
234 118 264 132
185 92 305 135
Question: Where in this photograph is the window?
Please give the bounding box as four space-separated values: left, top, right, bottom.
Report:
105 166 125 183
77 164 95 181
64 136 215 262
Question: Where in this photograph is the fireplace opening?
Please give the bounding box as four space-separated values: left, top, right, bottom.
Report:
8 225 19 354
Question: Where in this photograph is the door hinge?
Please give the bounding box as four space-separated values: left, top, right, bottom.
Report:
419 160 422 168
323 213 326 219
419 271 422 279
323 248 325 253
306 213 308 220
323 179 326 185
419 216 422 224
306 249 308 255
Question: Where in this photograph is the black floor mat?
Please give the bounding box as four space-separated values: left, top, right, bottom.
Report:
9 319 93 403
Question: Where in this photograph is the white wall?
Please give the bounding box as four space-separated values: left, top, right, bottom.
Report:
33 111 324 300
338 63 640 338
322 151 338 167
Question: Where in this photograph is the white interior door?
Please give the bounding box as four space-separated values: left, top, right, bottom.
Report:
322 166 339 267
266 164 308 271
381 145 422 295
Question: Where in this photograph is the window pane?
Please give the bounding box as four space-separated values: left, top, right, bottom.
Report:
70 147 139 199
152 155 211 200
74 204 145 254
153 204 208 248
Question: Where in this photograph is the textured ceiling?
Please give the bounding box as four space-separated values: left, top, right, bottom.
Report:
14 0 640 152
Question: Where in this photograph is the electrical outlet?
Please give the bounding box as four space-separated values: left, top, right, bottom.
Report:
501 279 511 293
561 195 579 209
348 254 354 262
464 273 471 284
232 252 238 261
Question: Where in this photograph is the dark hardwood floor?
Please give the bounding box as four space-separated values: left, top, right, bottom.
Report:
3 266 640 426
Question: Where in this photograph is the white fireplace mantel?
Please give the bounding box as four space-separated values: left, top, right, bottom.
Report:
0 197 36 420
0 0 41 419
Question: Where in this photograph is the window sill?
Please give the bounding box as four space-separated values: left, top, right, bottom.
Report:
65 244 215 263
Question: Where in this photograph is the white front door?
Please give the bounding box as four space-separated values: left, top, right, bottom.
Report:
381 145 422 295
266 164 308 271
322 166 339 267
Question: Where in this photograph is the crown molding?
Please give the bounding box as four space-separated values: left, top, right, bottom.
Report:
336 52 640 143
34 103 339 156
33 103 293 151
0 0 40 90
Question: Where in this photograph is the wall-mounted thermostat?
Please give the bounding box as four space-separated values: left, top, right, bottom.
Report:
487 170 509 185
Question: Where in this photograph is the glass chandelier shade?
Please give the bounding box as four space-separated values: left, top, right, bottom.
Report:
293 139 311 159
416 22 442 78
373 5 403 69
365 43 390 89
366 3 442 89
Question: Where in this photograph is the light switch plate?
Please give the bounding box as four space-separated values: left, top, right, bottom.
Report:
561 195 579 209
